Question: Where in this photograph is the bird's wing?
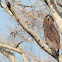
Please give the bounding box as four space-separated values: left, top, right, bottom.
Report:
44 24 60 51
46 24 60 43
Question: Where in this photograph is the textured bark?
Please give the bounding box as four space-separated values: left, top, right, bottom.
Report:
0 47 18 62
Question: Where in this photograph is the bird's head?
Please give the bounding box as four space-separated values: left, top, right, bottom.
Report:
44 14 54 23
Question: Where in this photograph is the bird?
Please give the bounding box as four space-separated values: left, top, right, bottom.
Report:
43 14 60 61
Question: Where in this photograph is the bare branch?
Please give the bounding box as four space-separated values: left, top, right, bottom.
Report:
0 47 18 62
0 43 42 62
0 41 28 62
57 1 62 7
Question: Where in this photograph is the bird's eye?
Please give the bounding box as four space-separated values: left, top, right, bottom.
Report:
50 16 52 18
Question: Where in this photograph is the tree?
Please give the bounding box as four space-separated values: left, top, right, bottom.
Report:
0 0 62 62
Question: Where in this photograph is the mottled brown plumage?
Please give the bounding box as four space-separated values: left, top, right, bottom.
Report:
43 14 60 61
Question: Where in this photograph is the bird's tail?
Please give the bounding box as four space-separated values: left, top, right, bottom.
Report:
52 49 59 62
56 49 59 62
